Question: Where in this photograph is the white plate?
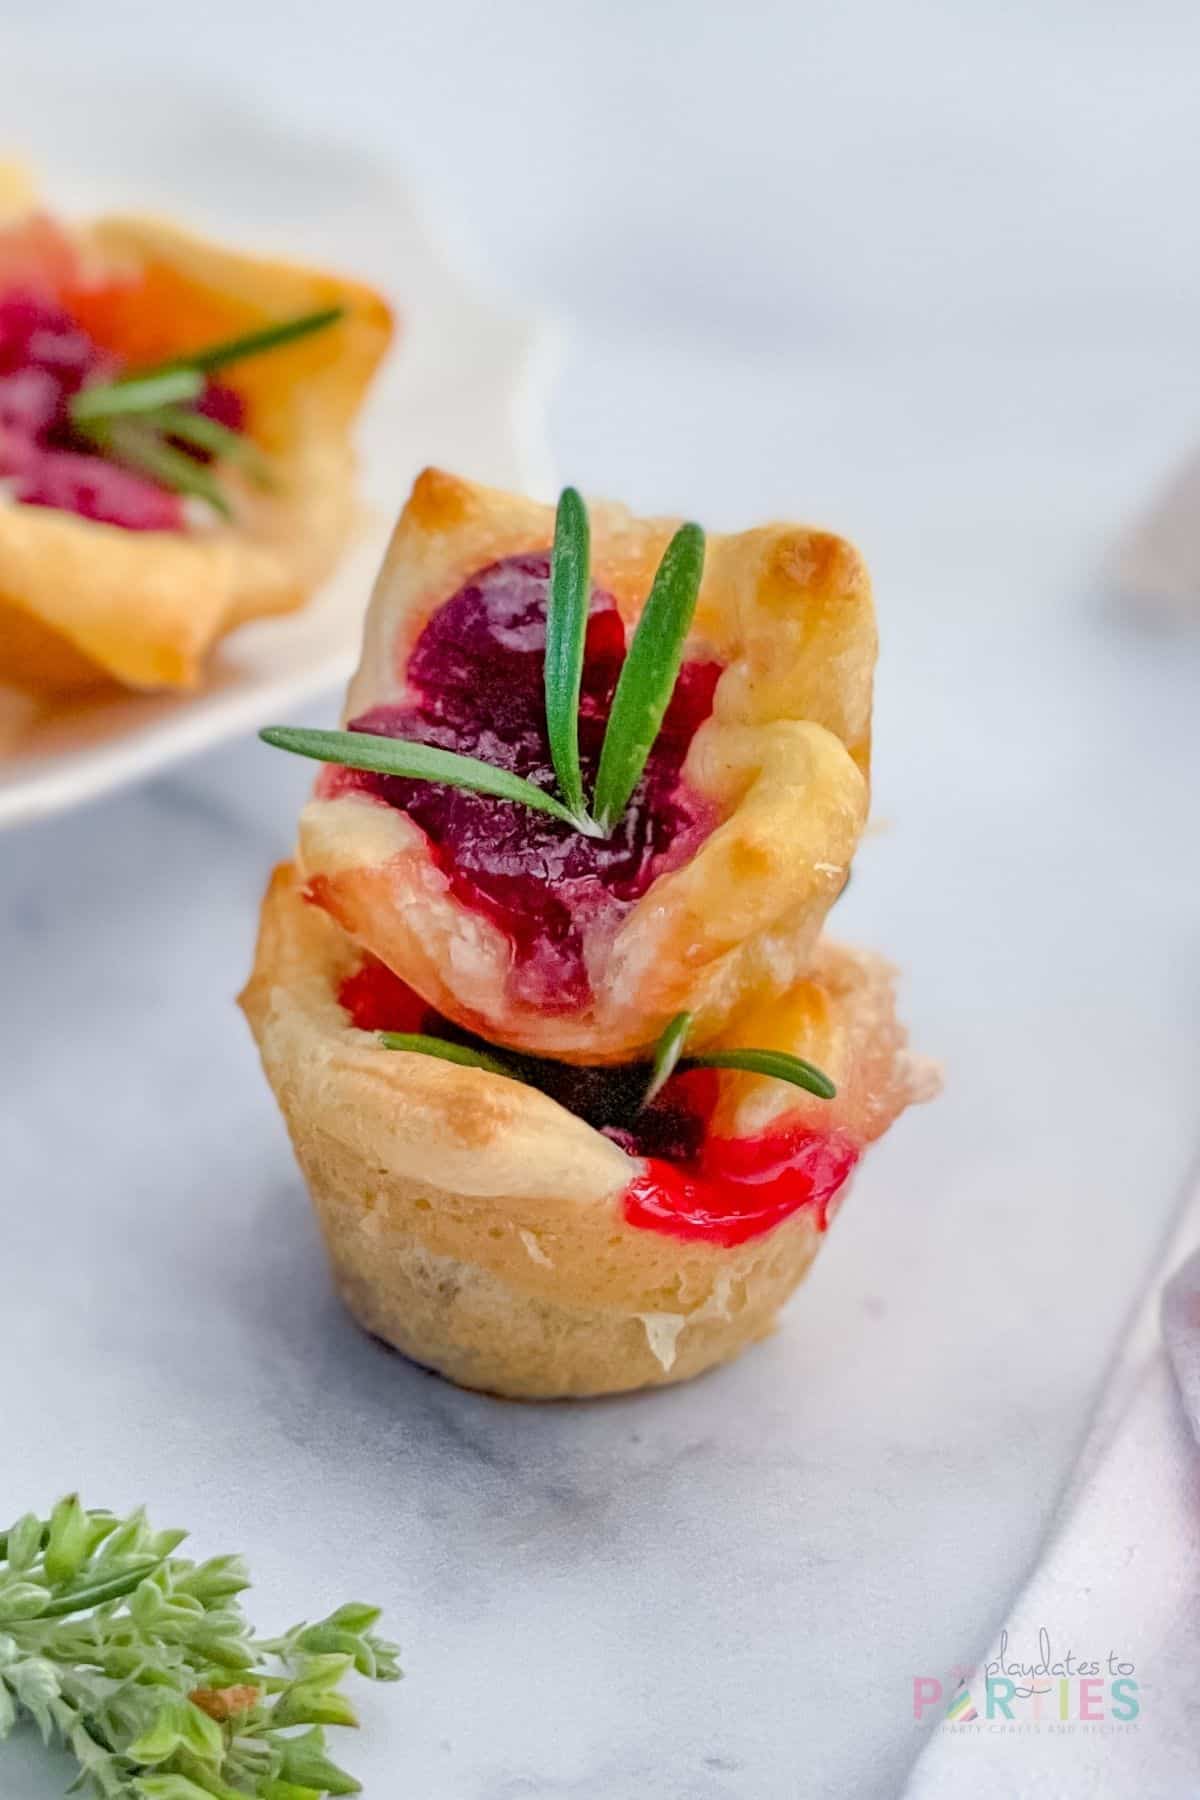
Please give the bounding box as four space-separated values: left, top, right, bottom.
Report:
0 74 558 829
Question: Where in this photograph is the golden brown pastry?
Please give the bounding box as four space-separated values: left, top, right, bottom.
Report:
297 468 875 1062
0 165 392 698
241 864 932 1398
243 470 935 1397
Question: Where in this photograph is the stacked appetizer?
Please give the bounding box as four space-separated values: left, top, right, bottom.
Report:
0 163 391 702
242 469 934 1397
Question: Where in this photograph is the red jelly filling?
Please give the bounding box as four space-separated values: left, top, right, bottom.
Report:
622 1126 859 1248
337 956 428 1033
330 553 721 1009
0 289 243 530
338 955 858 1248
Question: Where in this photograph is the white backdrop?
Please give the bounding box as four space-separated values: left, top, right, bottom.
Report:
3 5 1200 1796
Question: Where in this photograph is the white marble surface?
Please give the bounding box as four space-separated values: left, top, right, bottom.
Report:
4 5 1200 1796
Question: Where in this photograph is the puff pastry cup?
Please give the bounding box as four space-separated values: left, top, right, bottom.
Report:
245 471 935 1397
0 165 392 698
241 864 930 1399
297 467 875 1063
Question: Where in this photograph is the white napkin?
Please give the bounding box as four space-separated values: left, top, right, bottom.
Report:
904 1166 1200 1798
1115 450 1200 621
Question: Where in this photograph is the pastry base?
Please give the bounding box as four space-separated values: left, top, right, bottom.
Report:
317 1171 825 1401
241 864 924 1399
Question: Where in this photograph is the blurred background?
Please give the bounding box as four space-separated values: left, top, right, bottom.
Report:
3 4 1199 1796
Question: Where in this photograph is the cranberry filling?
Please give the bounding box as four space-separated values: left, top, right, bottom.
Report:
331 553 721 1009
622 1130 859 1248
338 955 857 1247
0 289 243 531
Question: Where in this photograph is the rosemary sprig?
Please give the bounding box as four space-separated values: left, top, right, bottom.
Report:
71 369 204 424
592 522 706 834
0 1497 399 1800
141 306 346 378
72 310 346 424
374 1008 836 1115
260 726 583 826
155 408 273 485
641 1009 692 1108
640 1011 836 1108
83 421 233 518
263 488 710 844
682 1046 837 1100
378 1032 517 1076
543 486 594 832
67 305 345 514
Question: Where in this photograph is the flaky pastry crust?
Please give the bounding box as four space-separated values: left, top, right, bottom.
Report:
0 168 392 697
298 468 876 1062
240 864 930 1398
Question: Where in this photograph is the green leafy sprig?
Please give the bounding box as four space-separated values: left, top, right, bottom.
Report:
377 1032 517 1077
592 521 705 833
68 306 345 516
641 1009 693 1108
642 1010 837 1106
261 487 706 841
376 1010 836 1111
0 1496 399 1799
81 420 234 518
543 485 594 832
71 369 206 423
143 307 346 377
259 728 583 828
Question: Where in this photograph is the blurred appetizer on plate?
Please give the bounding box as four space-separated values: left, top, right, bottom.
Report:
0 162 392 705
242 470 937 1399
